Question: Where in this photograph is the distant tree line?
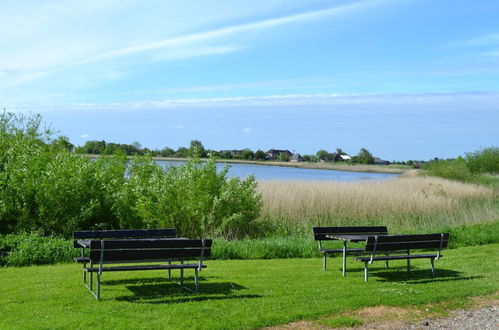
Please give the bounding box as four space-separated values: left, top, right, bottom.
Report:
74 139 398 164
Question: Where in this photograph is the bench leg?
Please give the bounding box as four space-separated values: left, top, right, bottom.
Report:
97 273 101 300
90 269 93 291
342 242 347 277
168 261 171 280
194 268 199 293
83 262 87 283
407 249 411 272
430 258 435 277
385 260 389 268
180 260 184 285
364 261 369 282
323 254 327 271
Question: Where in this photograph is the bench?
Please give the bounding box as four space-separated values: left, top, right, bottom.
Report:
73 228 177 282
313 226 388 271
84 238 212 300
355 233 449 282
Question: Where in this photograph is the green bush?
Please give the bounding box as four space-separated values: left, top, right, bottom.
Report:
466 147 499 174
0 112 262 239
423 157 473 181
0 233 78 266
121 156 261 238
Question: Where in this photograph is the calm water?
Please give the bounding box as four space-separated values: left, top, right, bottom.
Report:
156 160 398 181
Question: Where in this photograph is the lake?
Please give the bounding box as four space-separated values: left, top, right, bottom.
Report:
156 160 399 181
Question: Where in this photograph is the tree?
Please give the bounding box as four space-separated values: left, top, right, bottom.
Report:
189 140 206 158
175 147 188 158
254 149 266 160
160 147 175 157
316 149 331 162
131 141 142 151
50 136 74 152
278 153 290 162
78 140 106 154
356 148 374 164
302 154 318 162
336 148 346 155
241 148 254 160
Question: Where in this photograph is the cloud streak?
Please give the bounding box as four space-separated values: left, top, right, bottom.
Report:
4 0 390 85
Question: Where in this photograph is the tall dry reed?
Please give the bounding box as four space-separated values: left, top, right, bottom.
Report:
256 176 498 235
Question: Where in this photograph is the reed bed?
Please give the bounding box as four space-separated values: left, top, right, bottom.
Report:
256 176 498 235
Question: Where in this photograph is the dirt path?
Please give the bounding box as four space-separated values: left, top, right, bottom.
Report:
265 294 498 329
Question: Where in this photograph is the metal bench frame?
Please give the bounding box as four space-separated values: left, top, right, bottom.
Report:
313 226 388 271
356 233 449 282
73 228 177 283
84 238 211 300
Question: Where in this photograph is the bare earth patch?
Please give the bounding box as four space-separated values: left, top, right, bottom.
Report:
265 293 498 330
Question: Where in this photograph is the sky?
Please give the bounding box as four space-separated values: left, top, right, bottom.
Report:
1 0 498 161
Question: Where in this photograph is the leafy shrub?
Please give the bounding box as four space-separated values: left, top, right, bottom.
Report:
121 157 262 239
423 158 473 181
466 147 499 174
0 233 78 266
0 111 261 239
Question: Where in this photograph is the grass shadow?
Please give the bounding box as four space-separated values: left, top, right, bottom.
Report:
109 277 259 304
371 268 480 283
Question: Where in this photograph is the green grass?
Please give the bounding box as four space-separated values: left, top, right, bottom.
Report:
0 244 498 329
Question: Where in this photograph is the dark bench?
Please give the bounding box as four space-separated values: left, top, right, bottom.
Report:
84 238 212 300
313 226 388 270
355 233 449 282
73 228 177 282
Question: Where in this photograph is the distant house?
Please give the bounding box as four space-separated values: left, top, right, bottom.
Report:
374 157 390 165
290 153 304 162
266 149 292 160
329 153 351 162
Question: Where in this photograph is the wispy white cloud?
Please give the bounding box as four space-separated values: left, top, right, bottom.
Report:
152 45 244 61
1 0 391 85
243 128 252 133
12 91 499 113
452 33 499 48
80 133 91 139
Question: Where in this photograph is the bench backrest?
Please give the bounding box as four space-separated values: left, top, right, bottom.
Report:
73 228 176 248
313 226 388 241
365 233 449 252
89 239 212 264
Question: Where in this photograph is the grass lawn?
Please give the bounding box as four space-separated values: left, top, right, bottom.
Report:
1 244 498 329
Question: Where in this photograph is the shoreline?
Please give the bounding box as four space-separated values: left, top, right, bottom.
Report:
152 157 408 174
87 154 408 174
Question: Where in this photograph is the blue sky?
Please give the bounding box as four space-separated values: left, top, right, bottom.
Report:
1 0 498 160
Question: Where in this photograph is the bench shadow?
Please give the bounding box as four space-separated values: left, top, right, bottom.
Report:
110 277 261 304
371 268 482 283
335 266 481 283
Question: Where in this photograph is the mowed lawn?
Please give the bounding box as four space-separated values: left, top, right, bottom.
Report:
1 244 498 329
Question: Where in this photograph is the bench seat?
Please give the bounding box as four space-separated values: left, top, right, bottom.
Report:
85 264 207 272
356 233 449 282
356 254 439 262
320 248 364 253
83 238 212 300
74 256 90 263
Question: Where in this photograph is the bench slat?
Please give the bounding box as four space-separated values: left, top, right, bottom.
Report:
89 248 212 262
313 226 388 241
85 264 207 272
73 228 176 239
320 248 365 253
89 239 212 249
365 234 449 251
356 254 439 262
